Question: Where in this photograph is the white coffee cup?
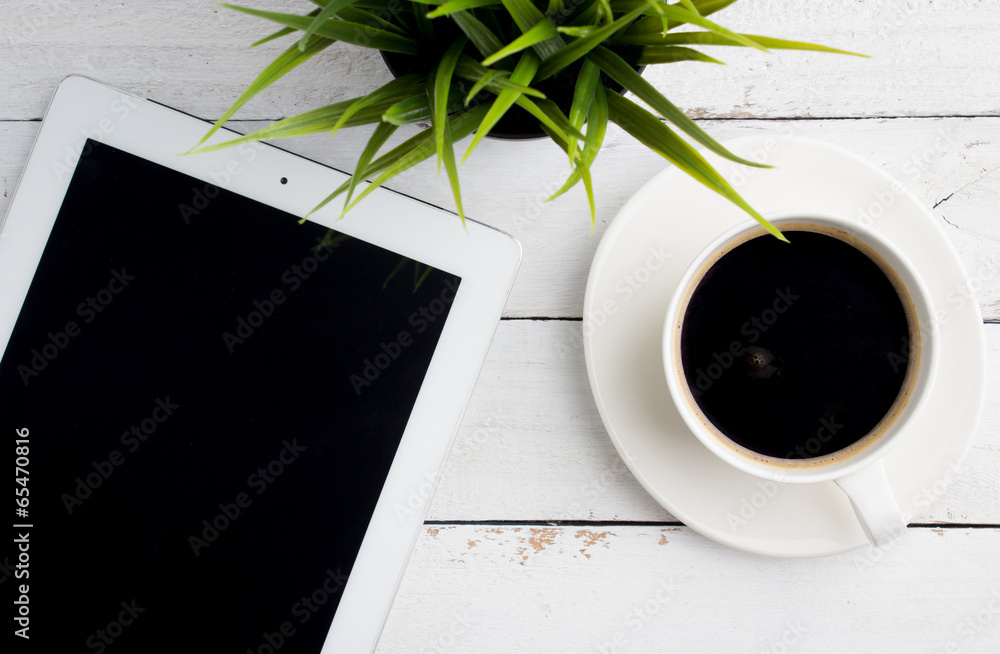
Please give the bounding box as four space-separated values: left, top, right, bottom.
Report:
662 211 939 547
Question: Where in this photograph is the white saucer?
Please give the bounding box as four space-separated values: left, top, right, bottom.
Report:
583 135 987 557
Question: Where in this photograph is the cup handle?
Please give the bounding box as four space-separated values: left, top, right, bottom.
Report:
833 459 906 547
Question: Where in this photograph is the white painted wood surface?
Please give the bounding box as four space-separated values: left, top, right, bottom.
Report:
2 1 998 652
380 526 1000 654
3 0 1000 120
4 118 1000 320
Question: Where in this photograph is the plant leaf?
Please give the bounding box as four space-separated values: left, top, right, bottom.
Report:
450 9 506 59
515 96 587 144
637 45 724 64
341 0 414 10
641 0 672 37
382 84 465 125
691 0 739 18
432 39 468 171
464 69 505 103
501 0 565 59
297 0 360 50
438 102 465 222
251 26 297 48
606 92 785 241
188 98 396 154
609 1 766 51
426 0 499 18
412 2 437 41
589 46 766 168
335 6 409 36
536 5 646 80
455 57 546 98
566 58 600 167
481 19 559 66
383 94 433 125
341 104 490 217
677 0 700 14
382 258 409 289
563 0 604 27
549 82 607 202
307 104 489 219
189 35 333 151
578 153 596 231
555 26 598 38
219 4 419 54
535 112 597 230
256 3 328 47
330 73 426 137
344 121 399 207
413 261 434 291
621 30 866 56
463 51 540 162
548 83 608 231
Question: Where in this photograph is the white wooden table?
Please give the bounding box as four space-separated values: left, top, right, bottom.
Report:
3 1 999 651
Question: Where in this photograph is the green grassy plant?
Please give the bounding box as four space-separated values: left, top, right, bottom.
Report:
189 0 862 237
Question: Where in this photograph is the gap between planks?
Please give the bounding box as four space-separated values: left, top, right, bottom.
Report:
424 520 1000 529
9 113 1000 124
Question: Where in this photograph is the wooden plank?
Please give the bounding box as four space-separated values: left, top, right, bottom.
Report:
3 117 999 320
2 1 999 120
379 525 1000 653
426 320 1000 524
0 0 366 121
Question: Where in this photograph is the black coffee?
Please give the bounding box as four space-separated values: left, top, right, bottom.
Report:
679 229 913 460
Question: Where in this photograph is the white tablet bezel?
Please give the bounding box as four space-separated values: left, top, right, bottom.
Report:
0 75 520 653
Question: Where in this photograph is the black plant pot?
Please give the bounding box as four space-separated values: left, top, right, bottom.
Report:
379 47 644 141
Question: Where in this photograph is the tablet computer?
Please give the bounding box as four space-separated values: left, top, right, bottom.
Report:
2 75 519 653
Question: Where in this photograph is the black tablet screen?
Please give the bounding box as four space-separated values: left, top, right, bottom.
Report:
2 140 460 652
